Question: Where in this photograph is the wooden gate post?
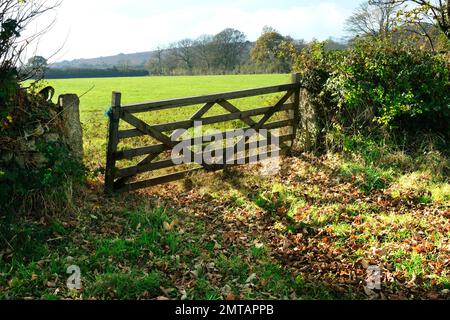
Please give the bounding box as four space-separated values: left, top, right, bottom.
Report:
290 73 301 150
105 92 122 194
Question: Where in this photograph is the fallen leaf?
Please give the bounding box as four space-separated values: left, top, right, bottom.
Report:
180 289 188 300
246 273 257 284
163 221 175 231
160 286 174 296
156 296 170 300
226 292 235 300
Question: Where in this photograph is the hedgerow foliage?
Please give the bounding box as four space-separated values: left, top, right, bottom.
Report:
293 37 450 148
1 11 86 217
0 76 86 217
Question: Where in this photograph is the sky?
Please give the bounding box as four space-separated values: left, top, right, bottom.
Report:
26 0 365 62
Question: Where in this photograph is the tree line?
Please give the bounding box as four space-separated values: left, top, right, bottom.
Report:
32 0 449 79
44 67 149 79
145 27 345 76
26 56 149 79
31 27 346 79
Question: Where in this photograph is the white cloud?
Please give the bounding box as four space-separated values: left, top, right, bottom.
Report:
25 0 352 62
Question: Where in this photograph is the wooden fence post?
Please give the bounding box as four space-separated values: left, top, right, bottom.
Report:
105 92 122 194
290 73 301 150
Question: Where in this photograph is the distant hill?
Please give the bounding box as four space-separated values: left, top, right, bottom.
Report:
49 37 349 75
49 51 156 69
49 41 259 71
49 38 348 70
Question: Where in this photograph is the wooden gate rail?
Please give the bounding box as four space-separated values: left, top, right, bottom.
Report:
105 73 301 194
121 83 297 113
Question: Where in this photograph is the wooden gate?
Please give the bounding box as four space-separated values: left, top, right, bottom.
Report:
105 74 301 193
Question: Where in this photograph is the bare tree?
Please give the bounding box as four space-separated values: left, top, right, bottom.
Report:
146 47 165 76
0 0 61 80
212 28 247 72
345 0 400 37
153 46 164 75
382 0 450 40
194 34 214 73
170 38 197 74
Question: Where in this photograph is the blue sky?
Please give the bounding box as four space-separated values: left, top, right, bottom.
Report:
30 0 365 62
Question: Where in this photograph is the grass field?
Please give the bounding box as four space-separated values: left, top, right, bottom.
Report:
45 74 290 168
48 74 290 114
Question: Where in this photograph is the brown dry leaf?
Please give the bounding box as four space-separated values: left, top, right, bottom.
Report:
223 231 236 243
163 221 176 231
260 279 269 286
31 273 38 281
36 260 46 268
246 273 257 284
160 286 174 296
226 292 236 301
412 245 425 253
213 240 222 250
180 289 188 300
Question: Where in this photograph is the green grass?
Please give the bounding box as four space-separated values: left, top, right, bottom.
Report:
1 150 449 300
47 75 289 115
338 161 395 193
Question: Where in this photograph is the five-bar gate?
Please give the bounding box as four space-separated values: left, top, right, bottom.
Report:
105 74 301 193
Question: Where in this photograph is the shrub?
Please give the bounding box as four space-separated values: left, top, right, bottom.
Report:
292 37 450 149
0 142 86 215
0 81 86 217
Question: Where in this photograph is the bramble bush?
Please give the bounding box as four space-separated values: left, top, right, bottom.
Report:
1 68 86 218
293 38 450 151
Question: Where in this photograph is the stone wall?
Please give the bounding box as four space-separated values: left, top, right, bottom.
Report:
0 93 83 170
